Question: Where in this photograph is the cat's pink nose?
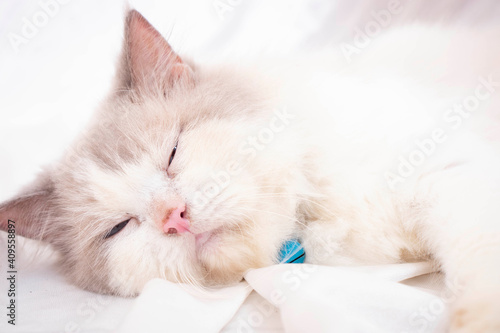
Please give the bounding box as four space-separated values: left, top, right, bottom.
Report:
163 205 190 234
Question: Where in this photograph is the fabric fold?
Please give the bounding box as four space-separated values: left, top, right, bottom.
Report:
118 279 252 333
244 263 448 333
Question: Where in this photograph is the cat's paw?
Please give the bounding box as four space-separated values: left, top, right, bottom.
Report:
450 291 500 333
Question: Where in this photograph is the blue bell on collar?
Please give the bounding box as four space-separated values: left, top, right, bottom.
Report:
278 239 305 264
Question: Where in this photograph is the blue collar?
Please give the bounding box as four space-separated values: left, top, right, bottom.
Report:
278 239 305 264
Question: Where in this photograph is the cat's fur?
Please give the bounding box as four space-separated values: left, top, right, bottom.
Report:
1 9 500 332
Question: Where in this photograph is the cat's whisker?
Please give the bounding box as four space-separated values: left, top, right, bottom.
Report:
235 193 343 221
226 183 327 198
237 206 336 252
238 206 309 229
230 213 256 237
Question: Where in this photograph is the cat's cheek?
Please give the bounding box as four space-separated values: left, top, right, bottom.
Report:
105 255 153 296
103 235 166 296
196 233 269 286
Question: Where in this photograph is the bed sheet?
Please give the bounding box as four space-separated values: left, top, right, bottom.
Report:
0 233 448 332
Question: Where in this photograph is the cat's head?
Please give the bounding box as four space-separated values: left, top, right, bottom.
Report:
0 10 301 296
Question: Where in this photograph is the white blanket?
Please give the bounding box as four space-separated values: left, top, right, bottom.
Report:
122 263 448 333
0 233 449 332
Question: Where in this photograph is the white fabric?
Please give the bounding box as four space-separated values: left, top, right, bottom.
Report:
119 280 251 333
117 263 449 333
244 264 447 333
0 234 449 332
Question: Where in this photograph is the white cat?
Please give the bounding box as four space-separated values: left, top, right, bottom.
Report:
1 9 499 332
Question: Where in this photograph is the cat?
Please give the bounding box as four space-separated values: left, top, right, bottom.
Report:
1 9 500 332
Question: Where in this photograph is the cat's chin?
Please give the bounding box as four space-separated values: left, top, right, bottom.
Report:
194 228 223 254
193 225 268 287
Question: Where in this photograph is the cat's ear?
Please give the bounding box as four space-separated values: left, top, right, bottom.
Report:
117 9 194 93
0 172 55 241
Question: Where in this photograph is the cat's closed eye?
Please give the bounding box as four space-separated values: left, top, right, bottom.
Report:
105 219 130 239
168 141 178 167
